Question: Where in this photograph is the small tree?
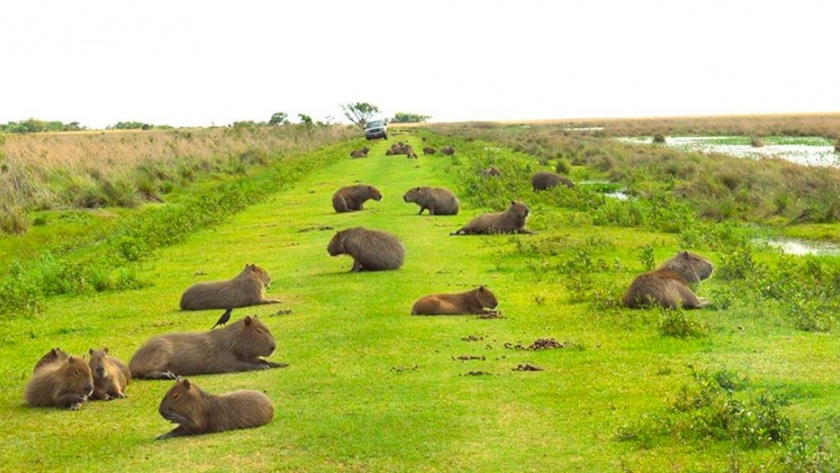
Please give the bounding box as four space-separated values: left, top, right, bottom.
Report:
392 112 431 123
341 102 380 129
268 112 289 126
297 114 314 127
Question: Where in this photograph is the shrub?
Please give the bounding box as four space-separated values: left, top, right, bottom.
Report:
652 133 666 143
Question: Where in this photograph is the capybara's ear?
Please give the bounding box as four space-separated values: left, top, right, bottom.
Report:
479 285 486 291
68 356 76 362
183 379 191 389
104 347 110 354
89 348 94 356
244 316 253 326
680 251 689 257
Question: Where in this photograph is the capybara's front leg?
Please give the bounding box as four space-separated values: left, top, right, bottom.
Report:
57 393 88 410
157 425 192 440
259 297 282 305
351 259 362 272
140 370 178 380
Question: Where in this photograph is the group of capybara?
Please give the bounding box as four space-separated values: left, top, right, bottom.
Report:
23 139 715 442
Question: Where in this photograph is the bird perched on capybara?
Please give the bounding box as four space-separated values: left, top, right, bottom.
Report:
156 378 274 440
531 171 575 191
331 184 383 213
481 166 502 178
440 146 456 155
623 251 715 309
129 316 285 380
349 147 369 158
88 348 131 401
422 147 436 155
403 186 460 215
33 347 69 372
411 286 499 315
179 264 280 311
25 356 94 410
327 227 405 272
451 201 534 235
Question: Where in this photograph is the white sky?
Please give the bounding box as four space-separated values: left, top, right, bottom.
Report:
1 1 838 129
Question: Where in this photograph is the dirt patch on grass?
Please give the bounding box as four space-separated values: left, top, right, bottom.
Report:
298 225 334 233
513 364 544 372
504 338 576 350
477 311 504 319
452 355 486 361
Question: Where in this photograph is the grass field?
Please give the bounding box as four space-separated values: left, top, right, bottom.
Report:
1 130 838 472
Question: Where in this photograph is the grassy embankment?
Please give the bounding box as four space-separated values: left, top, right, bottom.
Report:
1 123 839 471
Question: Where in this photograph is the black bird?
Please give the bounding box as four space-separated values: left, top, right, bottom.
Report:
211 308 233 329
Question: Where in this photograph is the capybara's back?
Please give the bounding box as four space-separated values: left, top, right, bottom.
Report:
129 316 283 379
451 201 532 235
25 356 94 410
33 347 69 372
327 227 405 272
179 264 280 311
157 378 274 439
403 187 460 215
411 286 498 315
623 251 714 309
88 347 131 400
532 171 574 191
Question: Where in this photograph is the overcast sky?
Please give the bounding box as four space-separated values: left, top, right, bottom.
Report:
2 1 838 129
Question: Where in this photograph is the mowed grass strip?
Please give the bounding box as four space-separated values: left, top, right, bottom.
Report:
0 133 837 471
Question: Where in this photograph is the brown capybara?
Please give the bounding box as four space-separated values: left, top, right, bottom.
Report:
33 347 69 372
451 201 533 235
327 227 405 272
179 264 280 311
129 316 285 380
422 147 436 155
157 378 274 440
481 166 501 178
25 356 94 410
349 146 369 158
331 184 383 213
623 251 715 309
88 348 131 401
403 187 460 215
411 286 499 316
531 171 575 191
406 148 418 159
440 146 455 156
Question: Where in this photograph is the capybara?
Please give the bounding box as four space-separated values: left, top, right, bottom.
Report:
451 201 533 235
179 264 280 311
157 378 274 440
25 356 94 410
481 166 501 178
88 348 131 401
331 184 383 213
406 148 418 159
327 227 405 272
33 347 69 372
531 171 575 191
422 147 437 155
623 251 715 309
440 146 456 156
411 286 499 315
403 187 460 215
129 316 285 380
349 146 369 158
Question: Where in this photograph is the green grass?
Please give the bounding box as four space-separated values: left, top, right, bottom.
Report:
1 133 838 472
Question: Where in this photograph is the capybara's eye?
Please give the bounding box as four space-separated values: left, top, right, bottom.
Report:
172 393 180 400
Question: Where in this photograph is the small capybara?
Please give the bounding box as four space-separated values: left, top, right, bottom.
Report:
157 378 274 440
129 316 285 380
88 348 131 401
422 147 436 155
440 146 456 156
531 171 575 191
411 286 499 315
481 166 501 178
403 186 460 215
331 184 383 213
327 227 405 272
451 201 534 235
349 146 369 158
386 142 412 156
33 347 69 372
623 251 715 309
179 264 280 311
406 148 418 159
25 356 94 410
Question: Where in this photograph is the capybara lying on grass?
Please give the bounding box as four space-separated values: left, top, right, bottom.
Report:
129 316 285 379
25 355 94 410
623 251 714 309
481 166 501 177
157 378 274 440
411 286 498 315
33 347 69 372
531 171 574 191
88 348 131 401
403 187 460 215
327 227 405 272
422 147 436 155
349 147 369 158
180 264 280 311
332 184 382 213
440 146 456 155
385 142 413 156
451 201 533 235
